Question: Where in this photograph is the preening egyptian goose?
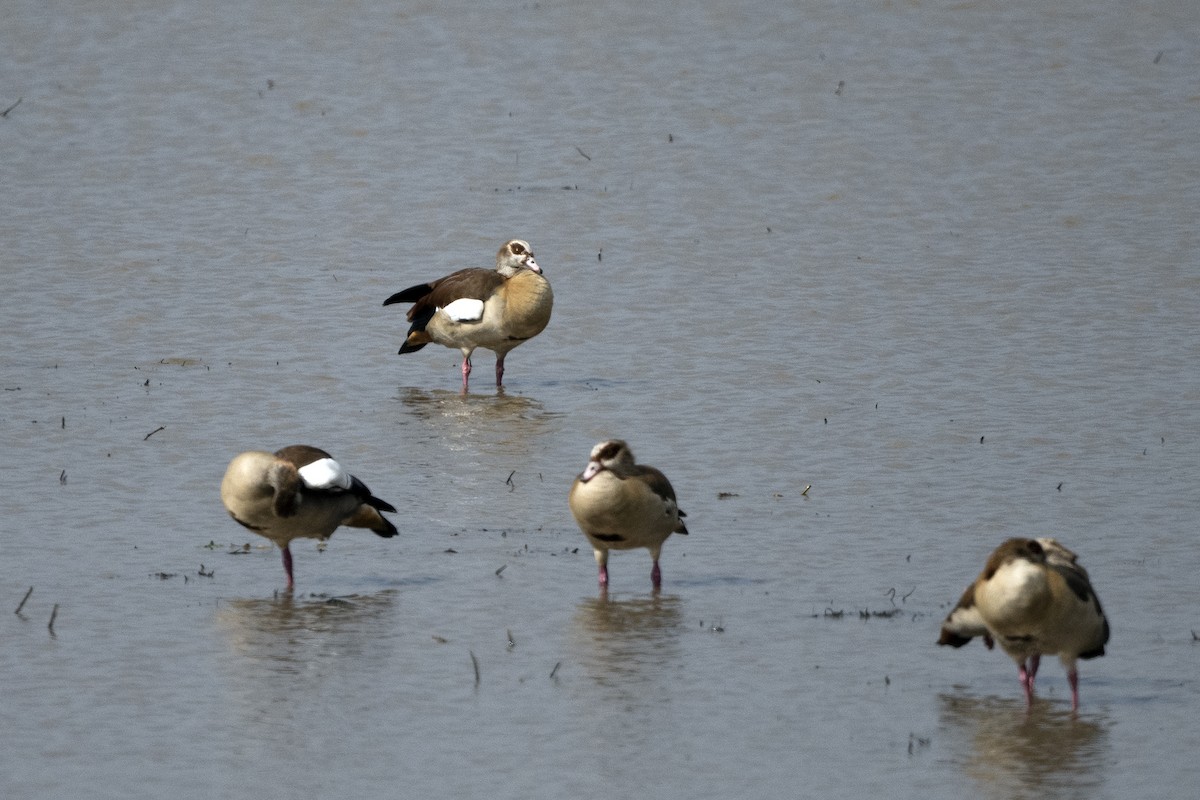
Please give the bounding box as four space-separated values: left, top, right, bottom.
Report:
568 440 688 589
383 239 553 392
220 445 398 590
937 537 1110 710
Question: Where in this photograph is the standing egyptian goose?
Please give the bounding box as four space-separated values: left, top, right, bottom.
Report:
220 445 399 590
383 239 553 392
937 537 1110 710
568 440 688 589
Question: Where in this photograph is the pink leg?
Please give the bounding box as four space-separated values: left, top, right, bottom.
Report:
598 563 609 586
460 357 472 393
651 560 662 588
1018 660 1035 707
1068 668 1080 711
495 354 506 387
1028 653 1041 687
281 545 295 591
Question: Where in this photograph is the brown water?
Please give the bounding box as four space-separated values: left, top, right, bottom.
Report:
3 1 1199 798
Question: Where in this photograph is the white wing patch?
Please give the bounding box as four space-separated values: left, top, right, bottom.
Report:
441 298 485 323
297 457 352 490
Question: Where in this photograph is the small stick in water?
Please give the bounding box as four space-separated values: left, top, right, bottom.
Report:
48 604 59 633
550 661 561 679
469 650 480 685
15 586 33 614
144 426 165 440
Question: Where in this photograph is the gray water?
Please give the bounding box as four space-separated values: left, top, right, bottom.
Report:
3 0 1198 797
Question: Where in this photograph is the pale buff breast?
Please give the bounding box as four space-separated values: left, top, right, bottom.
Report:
974 559 1052 636
500 270 553 341
569 472 678 552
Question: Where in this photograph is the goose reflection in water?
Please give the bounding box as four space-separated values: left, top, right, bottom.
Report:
570 593 685 697
938 693 1111 800
395 386 564 456
216 591 400 687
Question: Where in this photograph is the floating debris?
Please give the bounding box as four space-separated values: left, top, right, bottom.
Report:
144 426 165 441
860 608 903 619
549 661 561 679
469 650 481 685
48 604 59 634
15 586 33 615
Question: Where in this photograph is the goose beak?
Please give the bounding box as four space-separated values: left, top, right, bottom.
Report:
580 460 602 482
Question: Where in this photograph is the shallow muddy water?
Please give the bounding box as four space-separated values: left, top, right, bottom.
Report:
3 1 1199 798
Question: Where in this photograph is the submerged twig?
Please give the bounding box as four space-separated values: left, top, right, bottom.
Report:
48 604 59 634
1 97 21 117
143 426 165 441
549 661 561 679
469 650 480 685
15 586 33 615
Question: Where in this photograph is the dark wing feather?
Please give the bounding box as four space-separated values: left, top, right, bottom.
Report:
384 268 506 322
274 444 333 468
383 282 436 307
1050 560 1110 658
349 475 397 514
635 465 688 535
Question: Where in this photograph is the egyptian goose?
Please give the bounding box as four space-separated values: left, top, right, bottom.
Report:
938 537 1110 710
383 239 553 392
568 440 689 589
220 445 398 590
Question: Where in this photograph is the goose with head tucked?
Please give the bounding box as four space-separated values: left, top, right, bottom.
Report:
383 239 553 393
937 537 1109 710
220 445 398 590
568 440 688 590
